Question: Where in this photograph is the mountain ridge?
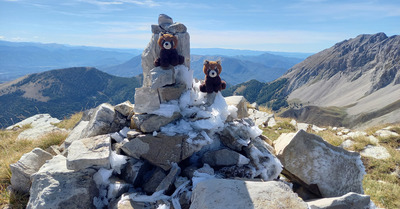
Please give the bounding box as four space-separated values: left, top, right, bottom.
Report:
0 67 142 128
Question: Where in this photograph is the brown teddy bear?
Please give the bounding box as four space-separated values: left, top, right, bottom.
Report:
154 33 184 68
200 60 226 93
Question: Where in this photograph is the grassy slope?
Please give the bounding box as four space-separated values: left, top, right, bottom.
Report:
0 113 82 209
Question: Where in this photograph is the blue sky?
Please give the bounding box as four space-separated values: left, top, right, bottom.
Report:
0 0 399 52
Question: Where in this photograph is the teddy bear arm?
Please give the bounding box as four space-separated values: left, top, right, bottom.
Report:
221 80 226 90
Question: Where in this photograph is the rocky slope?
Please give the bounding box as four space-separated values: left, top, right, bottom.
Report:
282 33 400 128
0 67 142 128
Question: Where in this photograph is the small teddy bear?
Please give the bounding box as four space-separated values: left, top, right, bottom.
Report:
200 60 226 93
154 33 184 68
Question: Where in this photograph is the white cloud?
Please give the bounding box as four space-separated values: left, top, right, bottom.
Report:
0 36 4 39
190 29 350 52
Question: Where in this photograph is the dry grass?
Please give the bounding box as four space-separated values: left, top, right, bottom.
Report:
0 113 81 208
313 129 344 147
261 120 296 141
53 112 83 130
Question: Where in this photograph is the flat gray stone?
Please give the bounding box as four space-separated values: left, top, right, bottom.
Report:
274 130 366 197
63 120 89 150
121 134 194 170
27 155 98 209
143 167 167 194
158 83 185 102
67 134 111 170
156 163 181 193
10 148 53 193
202 149 250 167
190 179 308 209
150 67 175 89
133 87 161 114
307 192 371 209
132 112 181 133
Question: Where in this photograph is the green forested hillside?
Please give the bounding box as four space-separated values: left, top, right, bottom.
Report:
222 78 289 111
0 67 142 128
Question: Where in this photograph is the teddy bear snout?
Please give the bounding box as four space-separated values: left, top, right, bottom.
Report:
163 41 172 49
208 69 218 78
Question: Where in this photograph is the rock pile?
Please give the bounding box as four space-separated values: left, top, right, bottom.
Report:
8 14 376 209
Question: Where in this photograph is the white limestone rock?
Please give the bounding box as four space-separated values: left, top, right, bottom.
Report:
376 129 399 138
224 96 248 119
340 139 355 150
7 114 66 140
114 101 134 118
274 130 366 197
134 87 161 114
190 179 308 209
82 103 118 137
27 155 98 209
67 134 111 170
361 145 391 159
10 148 53 193
297 123 310 131
247 109 274 127
62 120 89 150
306 192 371 209
150 67 175 89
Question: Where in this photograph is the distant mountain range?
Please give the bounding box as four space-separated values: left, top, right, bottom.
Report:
0 40 307 85
0 67 142 128
103 54 303 85
0 40 142 83
226 33 400 128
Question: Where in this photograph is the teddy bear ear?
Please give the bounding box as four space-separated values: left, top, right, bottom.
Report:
203 60 209 65
216 60 221 65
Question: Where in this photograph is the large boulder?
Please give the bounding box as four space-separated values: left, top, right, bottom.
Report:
27 155 98 209
67 134 111 170
190 179 308 209
121 134 195 170
274 130 366 197
10 148 53 193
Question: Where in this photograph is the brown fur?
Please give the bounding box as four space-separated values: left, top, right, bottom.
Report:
203 60 222 75
154 33 184 68
200 60 226 93
157 33 178 49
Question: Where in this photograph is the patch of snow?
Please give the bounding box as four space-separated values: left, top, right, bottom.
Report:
93 168 113 186
249 145 282 181
174 65 193 89
110 151 128 174
130 190 170 203
153 131 158 136
150 101 180 118
228 105 238 119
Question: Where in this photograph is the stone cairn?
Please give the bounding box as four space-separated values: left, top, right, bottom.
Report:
9 14 373 209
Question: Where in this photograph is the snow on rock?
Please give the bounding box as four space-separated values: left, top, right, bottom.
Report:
274 130 366 197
